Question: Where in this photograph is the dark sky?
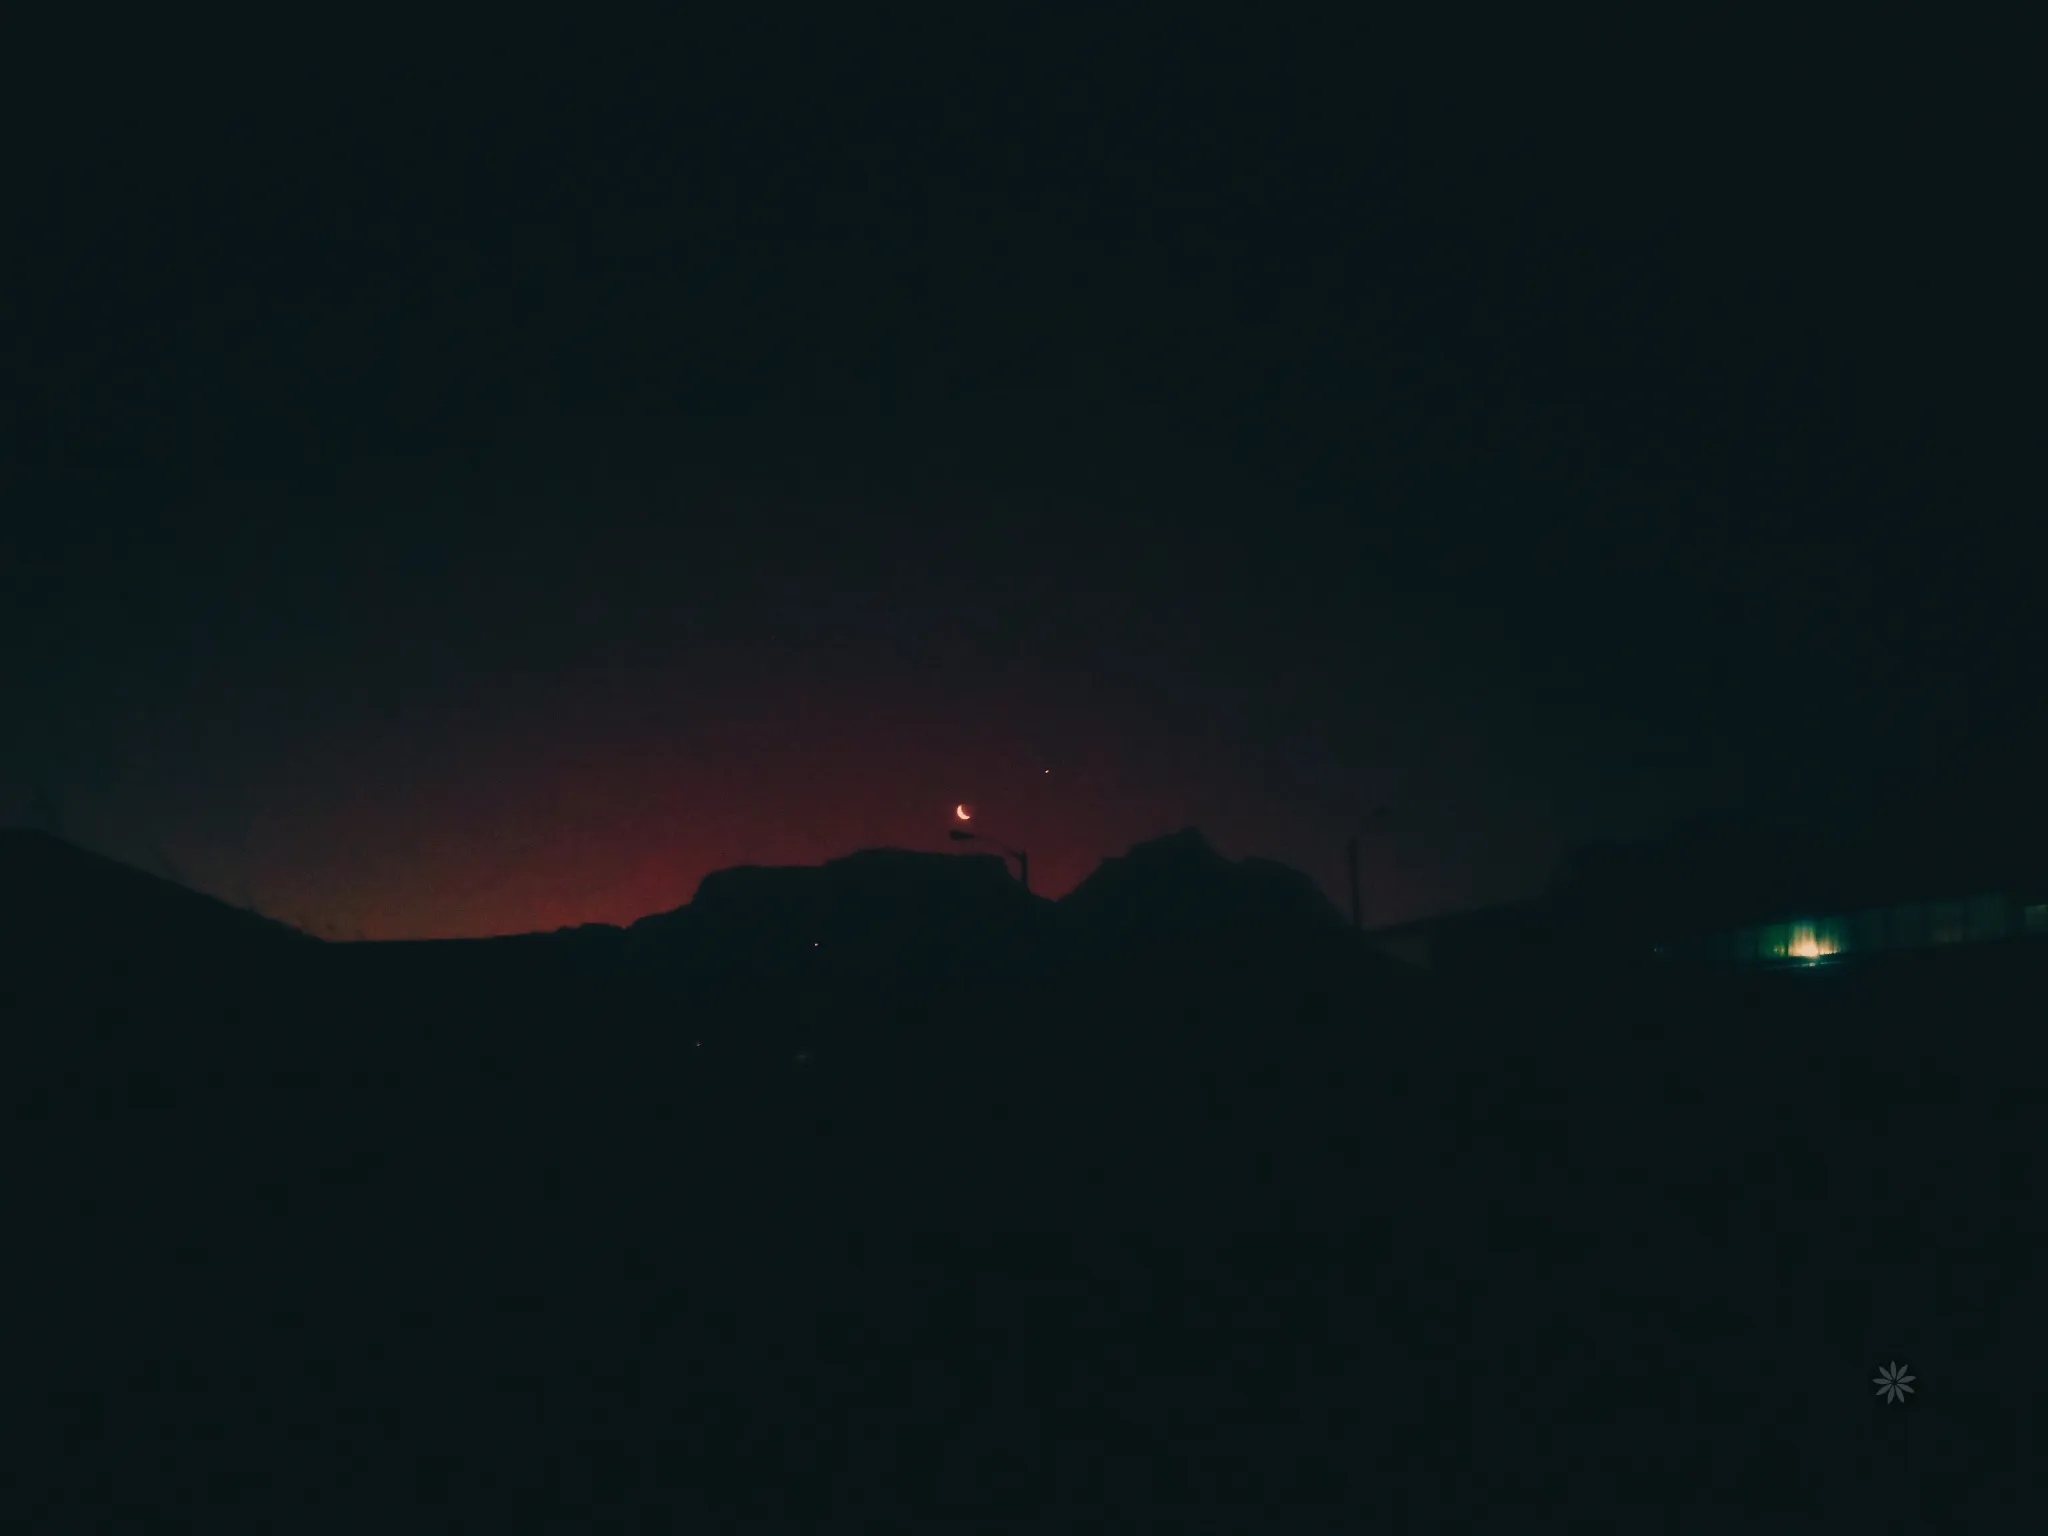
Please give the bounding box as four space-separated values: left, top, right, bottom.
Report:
3 28 2037 938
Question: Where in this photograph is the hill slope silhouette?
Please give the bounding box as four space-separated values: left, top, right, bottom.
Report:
0 829 306 945
1053 825 1348 945
0 829 312 1003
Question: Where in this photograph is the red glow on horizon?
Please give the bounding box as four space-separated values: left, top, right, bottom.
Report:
54 659 1414 942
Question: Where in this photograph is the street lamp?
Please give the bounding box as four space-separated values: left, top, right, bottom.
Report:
949 827 1030 895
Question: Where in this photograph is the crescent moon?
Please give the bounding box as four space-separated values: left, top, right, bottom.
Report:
955 804 971 821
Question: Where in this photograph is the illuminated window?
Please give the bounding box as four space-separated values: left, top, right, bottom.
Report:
1756 923 1794 962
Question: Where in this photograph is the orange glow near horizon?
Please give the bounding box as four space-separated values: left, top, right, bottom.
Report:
38 662 1421 941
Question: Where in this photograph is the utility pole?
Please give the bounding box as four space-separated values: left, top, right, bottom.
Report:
949 828 1029 895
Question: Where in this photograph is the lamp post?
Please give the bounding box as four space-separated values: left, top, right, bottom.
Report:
949 827 1030 895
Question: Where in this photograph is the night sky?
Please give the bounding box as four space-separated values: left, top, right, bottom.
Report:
3 30 2036 939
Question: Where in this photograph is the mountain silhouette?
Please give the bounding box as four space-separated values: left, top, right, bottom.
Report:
618 844 1055 990
1054 826 1349 942
1 829 311 972
591 827 1353 991
0 824 1373 1017
0 830 318 1039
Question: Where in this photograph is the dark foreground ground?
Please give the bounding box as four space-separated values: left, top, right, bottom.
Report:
10 933 2046 1530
